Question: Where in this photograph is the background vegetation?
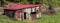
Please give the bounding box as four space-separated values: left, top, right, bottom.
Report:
0 0 60 7
0 0 60 23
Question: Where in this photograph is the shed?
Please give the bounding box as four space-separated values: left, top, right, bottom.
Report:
3 4 41 20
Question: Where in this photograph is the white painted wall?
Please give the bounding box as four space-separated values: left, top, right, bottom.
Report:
23 8 31 20
36 6 41 18
31 7 35 12
36 12 41 18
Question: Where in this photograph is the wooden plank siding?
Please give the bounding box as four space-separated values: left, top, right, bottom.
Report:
15 10 23 20
31 7 36 20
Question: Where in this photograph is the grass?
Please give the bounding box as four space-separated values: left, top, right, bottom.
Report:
0 12 60 23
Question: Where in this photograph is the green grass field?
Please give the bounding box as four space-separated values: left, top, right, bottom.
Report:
0 12 60 23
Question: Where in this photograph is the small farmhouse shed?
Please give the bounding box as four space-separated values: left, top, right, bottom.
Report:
3 4 41 20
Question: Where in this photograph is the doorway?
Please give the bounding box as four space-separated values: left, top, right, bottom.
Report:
24 12 26 19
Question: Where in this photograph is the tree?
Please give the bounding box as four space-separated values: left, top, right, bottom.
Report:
47 0 52 9
27 0 43 4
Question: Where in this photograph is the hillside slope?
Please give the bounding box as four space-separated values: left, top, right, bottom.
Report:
0 12 60 23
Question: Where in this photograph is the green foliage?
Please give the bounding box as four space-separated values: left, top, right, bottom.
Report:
1 0 60 7
49 0 60 7
21 0 29 4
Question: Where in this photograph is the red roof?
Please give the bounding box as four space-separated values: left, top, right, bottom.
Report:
4 4 41 10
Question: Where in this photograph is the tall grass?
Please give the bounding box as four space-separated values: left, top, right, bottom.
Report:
0 12 60 23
